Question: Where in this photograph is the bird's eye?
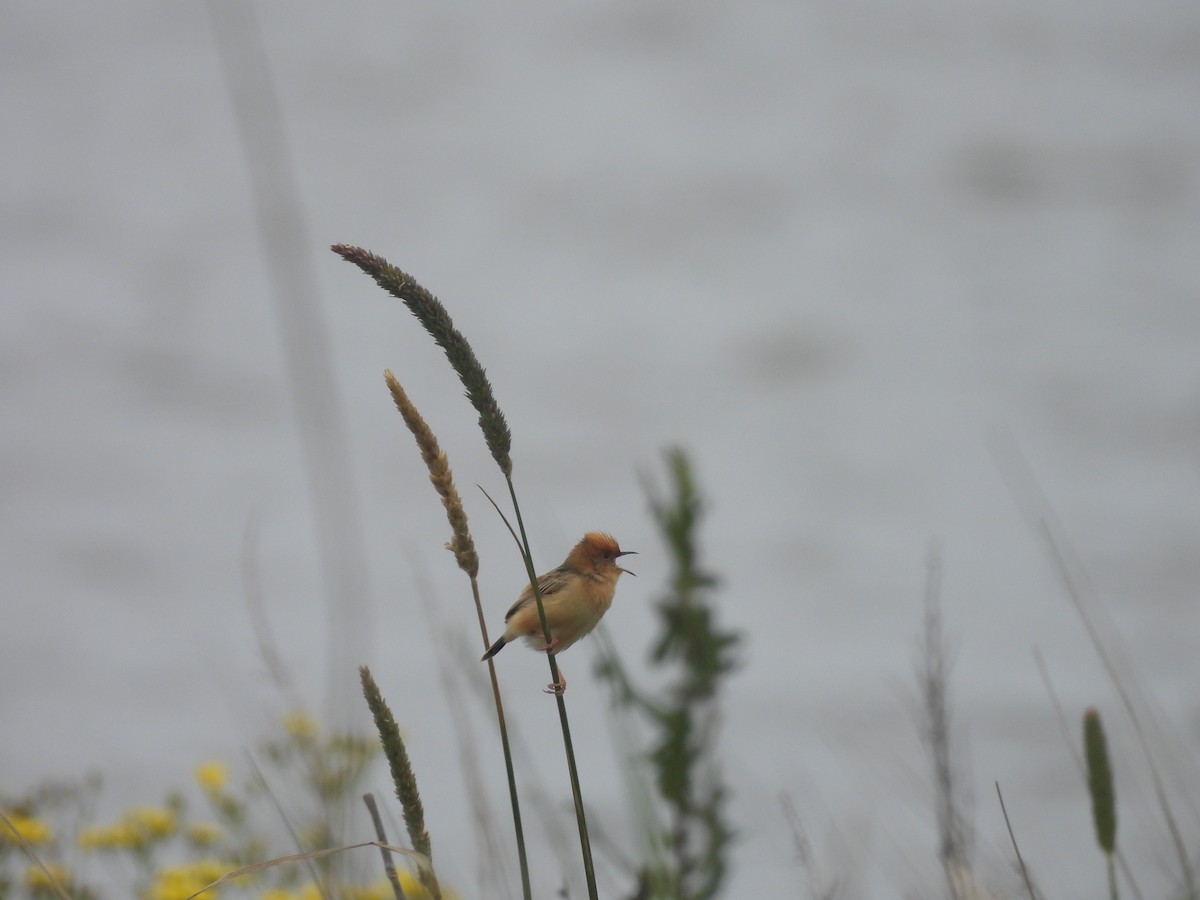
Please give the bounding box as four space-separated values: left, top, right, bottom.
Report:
603 551 611 559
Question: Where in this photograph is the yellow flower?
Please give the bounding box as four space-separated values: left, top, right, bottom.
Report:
282 711 319 741
79 823 114 850
79 820 141 850
24 862 71 889
124 806 177 841
391 873 456 900
195 760 230 793
186 821 224 846
145 866 209 900
145 860 229 900
1 811 54 845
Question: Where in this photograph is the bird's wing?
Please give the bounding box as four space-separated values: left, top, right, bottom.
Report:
504 566 572 621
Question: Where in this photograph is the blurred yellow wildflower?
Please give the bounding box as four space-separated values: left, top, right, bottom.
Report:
79 806 176 851
195 760 230 793
186 821 224 846
79 821 138 850
145 859 229 900
282 711 319 741
1 811 54 844
23 861 71 889
125 805 177 840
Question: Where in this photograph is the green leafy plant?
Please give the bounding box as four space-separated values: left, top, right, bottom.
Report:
595 449 740 900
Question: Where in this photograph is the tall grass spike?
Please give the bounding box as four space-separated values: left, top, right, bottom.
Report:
1084 707 1117 856
359 666 441 899
333 245 512 476
384 371 478 577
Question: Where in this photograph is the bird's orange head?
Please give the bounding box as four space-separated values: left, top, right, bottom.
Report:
566 531 637 577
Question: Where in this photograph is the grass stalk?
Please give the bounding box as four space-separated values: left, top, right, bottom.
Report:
208 0 372 726
994 782 1037 900
995 437 1194 897
1085 708 1119 900
1034 650 1145 900
384 371 531 898
359 666 441 899
337 247 596 898
363 793 407 900
918 542 973 900
505 475 599 900
0 811 73 900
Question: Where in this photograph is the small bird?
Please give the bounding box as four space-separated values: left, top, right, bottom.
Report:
482 532 635 694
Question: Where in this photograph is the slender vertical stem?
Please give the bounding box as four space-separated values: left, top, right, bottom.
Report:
505 476 599 900
208 0 371 726
994 782 1036 900
471 575 532 899
363 793 407 900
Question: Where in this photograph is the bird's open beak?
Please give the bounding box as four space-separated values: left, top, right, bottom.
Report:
616 549 637 576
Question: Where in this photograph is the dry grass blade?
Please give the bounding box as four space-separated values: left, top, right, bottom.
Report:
182 840 428 900
476 483 523 555
0 812 73 900
995 782 1038 900
245 750 332 899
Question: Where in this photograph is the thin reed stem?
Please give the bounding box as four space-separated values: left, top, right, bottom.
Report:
245 751 332 900
995 436 1194 898
474 574 533 899
506 475 599 900
338 249 597 899
210 1 372 727
384 371 530 898
363 793 407 900
1034 650 1145 900
0 812 73 900
995 782 1037 900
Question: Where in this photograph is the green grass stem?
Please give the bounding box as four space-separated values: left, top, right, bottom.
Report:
359 666 441 899
1084 708 1118 900
339 249 597 899
383 371 530 897
504 475 599 900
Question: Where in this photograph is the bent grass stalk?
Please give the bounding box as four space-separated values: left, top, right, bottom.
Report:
336 245 598 900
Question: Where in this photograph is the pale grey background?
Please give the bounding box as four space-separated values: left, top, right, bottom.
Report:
4 1 1199 897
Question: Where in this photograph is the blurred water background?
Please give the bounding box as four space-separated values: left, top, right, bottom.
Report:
3 1 1199 897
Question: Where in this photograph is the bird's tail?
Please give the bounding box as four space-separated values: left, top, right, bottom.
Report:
481 637 506 661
